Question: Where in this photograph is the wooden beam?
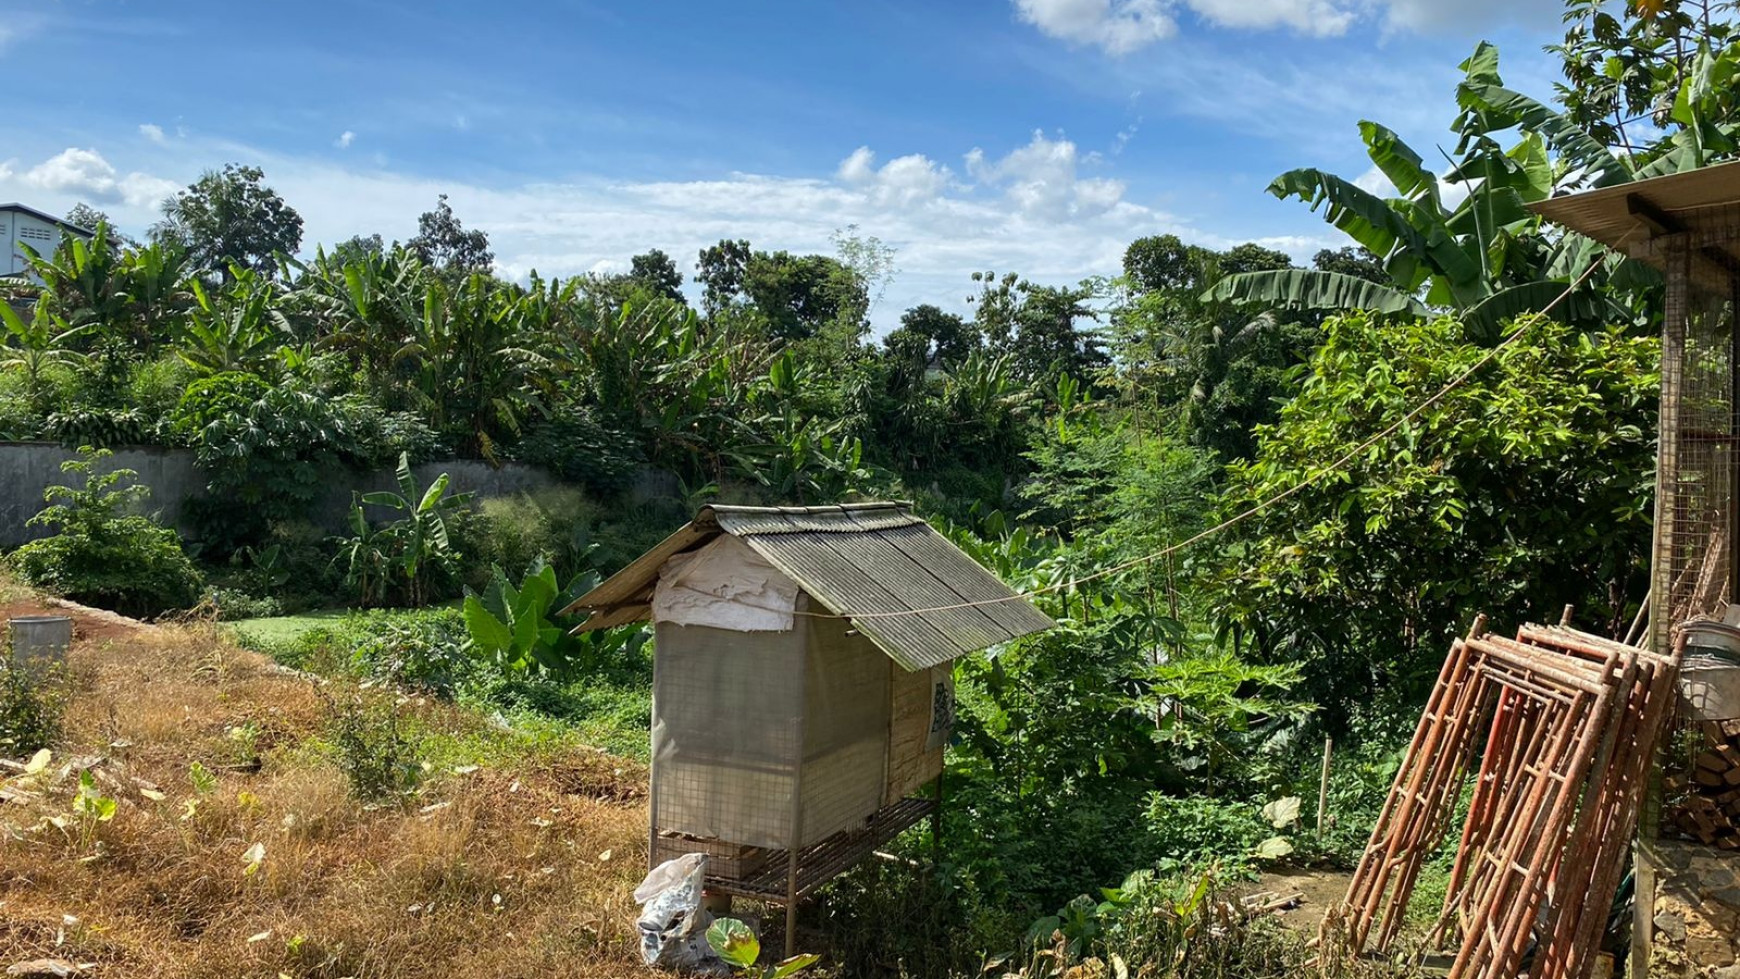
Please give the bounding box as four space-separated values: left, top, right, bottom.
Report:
1628 194 1684 237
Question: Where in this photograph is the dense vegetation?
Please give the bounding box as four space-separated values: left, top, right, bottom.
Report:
6 3 1740 975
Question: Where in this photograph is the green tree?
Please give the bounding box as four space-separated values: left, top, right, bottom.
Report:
0 300 88 414
1210 312 1658 720
628 248 686 303
153 164 304 278
177 268 293 376
1553 0 1740 159
407 194 493 275
63 203 112 234
695 238 752 317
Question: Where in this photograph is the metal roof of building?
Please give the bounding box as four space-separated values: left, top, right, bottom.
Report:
1529 162 1740 279
1 202 97 238
559 502 1055 670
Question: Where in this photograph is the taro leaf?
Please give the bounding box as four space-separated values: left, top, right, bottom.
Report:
1253 836 1295 860
769 953 822 978
462 594 513 656
1261 796 1302 829
25 748 51 775
706 917 760 969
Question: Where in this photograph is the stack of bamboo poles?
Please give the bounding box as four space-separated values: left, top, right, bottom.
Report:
1323 614 1683 979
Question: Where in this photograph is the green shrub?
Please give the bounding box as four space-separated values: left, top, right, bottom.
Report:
348 609 475 697
0 650 71 755
42 406 154 447
511 411 644 497
1143 794 1270 867
203 586 284 621
9 447 203 618
128 355 194 423
452 488 600 588
251 607 481 696
324 692 422 803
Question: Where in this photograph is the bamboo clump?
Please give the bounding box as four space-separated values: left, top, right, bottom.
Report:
1323 617 1683 979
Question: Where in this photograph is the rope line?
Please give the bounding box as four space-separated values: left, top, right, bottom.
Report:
638 255 1617 625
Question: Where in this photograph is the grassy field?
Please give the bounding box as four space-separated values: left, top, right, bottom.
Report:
0 593 655 978
226 608 353 648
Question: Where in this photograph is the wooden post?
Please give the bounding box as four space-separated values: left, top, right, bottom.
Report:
1316 736 1333 841
931 768 944 861
784 606 810 962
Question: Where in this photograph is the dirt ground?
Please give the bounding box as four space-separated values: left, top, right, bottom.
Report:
1 596 655 979
0 597 156 645
1242 868 1356 934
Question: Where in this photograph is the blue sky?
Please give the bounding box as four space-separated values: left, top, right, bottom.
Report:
1 0 1568 326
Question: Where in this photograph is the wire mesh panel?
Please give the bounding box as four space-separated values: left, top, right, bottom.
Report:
797 611 890 844
651 620 805 850
1651 237 1738 653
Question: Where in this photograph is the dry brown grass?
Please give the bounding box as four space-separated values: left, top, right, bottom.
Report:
2 602 653 978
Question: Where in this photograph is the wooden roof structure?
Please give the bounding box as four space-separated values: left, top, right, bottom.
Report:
559 502 1053 671
1529 161 1740 287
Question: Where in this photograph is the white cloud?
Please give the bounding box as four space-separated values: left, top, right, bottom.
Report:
1014 0 1176 56
1186 0 1354 35
335 130 356 149
19 147 177 207
965 130 1130 221
835 146 951 207
139 123 167 145
1014 0 1563 53
1353 164 1394 196
0 132 1320 331
0 159 13 182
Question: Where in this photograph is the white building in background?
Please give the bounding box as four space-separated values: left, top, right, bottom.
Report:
1 203 95 282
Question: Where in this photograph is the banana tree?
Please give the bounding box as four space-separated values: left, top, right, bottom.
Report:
352 453 474 607
394 273 551 461
0 300 90 414
178 267 294 375
1207 43 1645 342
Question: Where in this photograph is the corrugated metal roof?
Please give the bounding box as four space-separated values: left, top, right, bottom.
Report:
1529 162 1740 273
559 502 1053 669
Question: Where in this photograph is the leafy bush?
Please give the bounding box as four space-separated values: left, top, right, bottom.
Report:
1213 314 1658 718
324 692 422 803
203 586 284 621
9 447 204 617
42 406 155 447
252 607 470 691
451 488 600 589
348 609 475 696
0 651 71 755
1142 795 1272 868
512 411 644 497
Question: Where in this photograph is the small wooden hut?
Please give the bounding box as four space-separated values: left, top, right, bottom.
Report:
560 502 1053 952
1533 161 1740 977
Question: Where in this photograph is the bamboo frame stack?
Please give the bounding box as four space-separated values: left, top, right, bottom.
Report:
1326 616 1683 979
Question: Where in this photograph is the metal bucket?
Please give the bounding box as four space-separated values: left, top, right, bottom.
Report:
1679 620 1740 721
7 614 73 668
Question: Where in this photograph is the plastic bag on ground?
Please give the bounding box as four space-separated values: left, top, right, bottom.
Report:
634 853 727 973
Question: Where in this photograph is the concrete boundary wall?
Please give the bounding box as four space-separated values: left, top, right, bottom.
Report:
0 442 639 548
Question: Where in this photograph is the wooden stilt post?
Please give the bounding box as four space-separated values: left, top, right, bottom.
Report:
1316 736 1333 841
